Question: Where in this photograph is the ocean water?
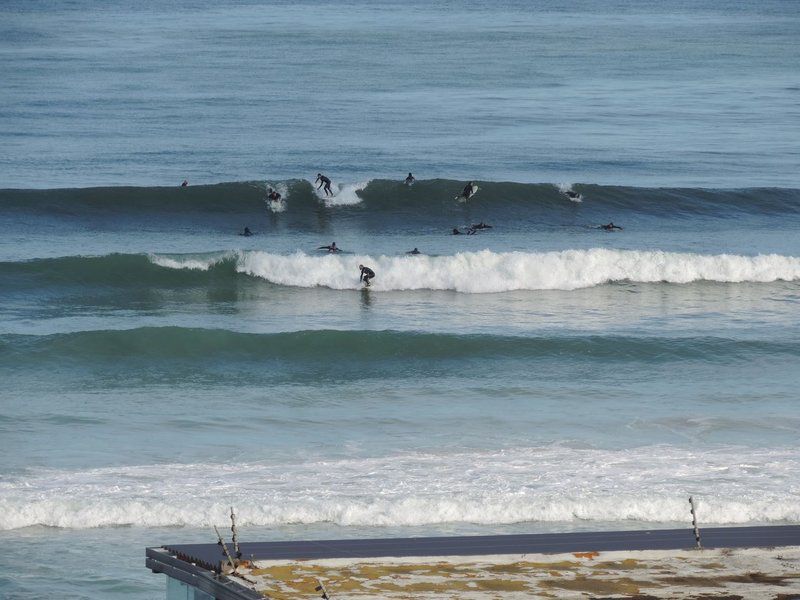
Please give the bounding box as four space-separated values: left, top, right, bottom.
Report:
1 1 800 599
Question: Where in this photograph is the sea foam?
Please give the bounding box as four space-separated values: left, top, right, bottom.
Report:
1 445 797 530
153 249 800 292
313 179 371 206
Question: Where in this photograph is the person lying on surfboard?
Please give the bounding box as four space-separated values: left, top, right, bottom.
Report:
267 188 282 202
318 242 339 253
601 222 623 231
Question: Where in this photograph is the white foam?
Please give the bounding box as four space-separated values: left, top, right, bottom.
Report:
265 182 289 213
149 252 231 271
313 179 370 206
267 198 286 213
2 445 798 530
230 249 800 293
558 182 582 202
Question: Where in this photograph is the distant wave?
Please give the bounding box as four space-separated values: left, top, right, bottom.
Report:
2 180 799 218
3 249 800 293
2 328 798 366
0 253 237 289
1 445 798 530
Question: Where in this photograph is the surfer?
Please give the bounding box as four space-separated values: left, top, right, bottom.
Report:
601 222 623 231
404 172 415 185
240 227 252 237
565 190 581 200
459 182 476 200
359 264 375 287
318 242 339 253
181 179 188 187
452 227 462 235
406 247 421 255
267 188 282 202
471 222 492 230
315 173 333 196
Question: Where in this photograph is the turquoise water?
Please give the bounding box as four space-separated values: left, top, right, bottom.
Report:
2 2 800 599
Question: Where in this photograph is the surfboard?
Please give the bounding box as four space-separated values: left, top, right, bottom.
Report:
455 184 479 202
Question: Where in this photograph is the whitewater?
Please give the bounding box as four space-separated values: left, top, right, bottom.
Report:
2 446 799 531
151 249 800 292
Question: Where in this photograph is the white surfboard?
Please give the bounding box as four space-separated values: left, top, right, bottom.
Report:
455 184 479 202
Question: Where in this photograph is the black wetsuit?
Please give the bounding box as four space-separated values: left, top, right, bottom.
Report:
462 184 473 198
359 266 375 285
268 191 282 201
316 175 333 196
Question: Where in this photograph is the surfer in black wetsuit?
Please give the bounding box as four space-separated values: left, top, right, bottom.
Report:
406 248 421 255
404 173 415 185
315 173 333 196
452 227 462 235
359 264 375 286
565 190 581 200
318 242 339 253
471 222 491 230
601 222 623 231
460 182 475 200
267 188 282 201
241 227 252 236
181 179 188 187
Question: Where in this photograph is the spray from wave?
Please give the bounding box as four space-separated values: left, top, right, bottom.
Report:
263 181 290 213
312 179 371 206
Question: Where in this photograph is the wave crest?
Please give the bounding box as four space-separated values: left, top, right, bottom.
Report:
3 180 799 218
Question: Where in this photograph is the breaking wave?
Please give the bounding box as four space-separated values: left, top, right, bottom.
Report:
1 445 797 530
4 249 800 293
161 248 800 292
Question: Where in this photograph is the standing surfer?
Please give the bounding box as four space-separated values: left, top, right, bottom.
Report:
359 264 375 287
315 173 333 196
